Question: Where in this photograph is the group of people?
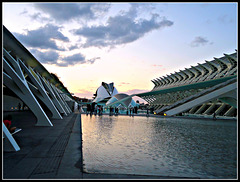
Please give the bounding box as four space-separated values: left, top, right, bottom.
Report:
109 107 119 116
86 103 103 116
84 103 161 117
126 106 138 116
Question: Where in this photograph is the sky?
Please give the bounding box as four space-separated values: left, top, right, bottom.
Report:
3 2 237 102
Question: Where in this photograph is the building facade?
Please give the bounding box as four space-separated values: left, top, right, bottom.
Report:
3 25 78 132
138 51 237 119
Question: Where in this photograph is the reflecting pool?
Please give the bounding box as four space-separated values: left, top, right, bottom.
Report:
81 114 237 179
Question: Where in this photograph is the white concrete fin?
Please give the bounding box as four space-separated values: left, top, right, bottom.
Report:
18 59 62 119
3 58 53 127
39 75 67 115
3 49 25 82
50 83 71 114
3 123 20 151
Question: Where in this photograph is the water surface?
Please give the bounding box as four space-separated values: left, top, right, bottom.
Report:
82 115 237 178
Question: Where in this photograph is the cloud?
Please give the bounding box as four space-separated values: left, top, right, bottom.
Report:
190 36 213 47
29 12 52 23
218 14 234 24
14 24 69 51
59 53 100 67
72 5 174 48
87 57 101 64
33 3 111 23
30 49 59 65
30 49 100 67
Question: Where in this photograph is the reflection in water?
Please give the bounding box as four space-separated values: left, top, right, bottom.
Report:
82 115 237 178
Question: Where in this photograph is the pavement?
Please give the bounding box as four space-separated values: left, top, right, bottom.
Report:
3 110 225 179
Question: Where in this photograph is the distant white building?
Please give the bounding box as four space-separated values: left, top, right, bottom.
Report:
92 82 137 108
92 82 119 103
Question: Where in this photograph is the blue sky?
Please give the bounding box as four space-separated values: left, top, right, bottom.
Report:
3 2 237 101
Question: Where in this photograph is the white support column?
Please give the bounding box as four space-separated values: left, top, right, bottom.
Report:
215 103 226 115
3 123 20 151
18 59 62 120
39 75 67 116
224 106 235 116
188 105 199 114
55 87 72 113
3 56 53 127
195 103 208 114
50 84 71 114
58 92 72 113
165 82 236 116
203 103 216 115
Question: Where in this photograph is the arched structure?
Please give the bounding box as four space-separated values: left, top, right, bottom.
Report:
106 93 137 108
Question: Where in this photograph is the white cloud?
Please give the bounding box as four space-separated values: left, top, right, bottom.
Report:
13 24 69 51
33 3 111 23
72 8 174 48
190 36 213 47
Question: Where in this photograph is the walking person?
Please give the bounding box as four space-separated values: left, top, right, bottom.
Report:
213 112 216 120
130 107 132 116
18 103 21 111
146 108 149 117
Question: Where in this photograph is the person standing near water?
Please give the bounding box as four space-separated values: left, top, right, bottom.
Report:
213 112 216 120
146 108 149 117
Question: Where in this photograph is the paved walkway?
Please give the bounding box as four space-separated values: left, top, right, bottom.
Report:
3 111 206 179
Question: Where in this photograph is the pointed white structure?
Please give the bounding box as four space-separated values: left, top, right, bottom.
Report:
92 82 118 103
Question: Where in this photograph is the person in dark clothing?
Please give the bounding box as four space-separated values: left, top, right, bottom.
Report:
146 108 149 117
86 104 91 115
18 103 21 111
91 102 95 115
130 107 132 116
213 112 216 120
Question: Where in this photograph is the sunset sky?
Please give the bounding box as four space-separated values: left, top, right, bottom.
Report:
3 2 237 101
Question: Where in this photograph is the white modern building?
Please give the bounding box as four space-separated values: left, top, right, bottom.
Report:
92 82 119 104
92 82 137 108
137 51 237 119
